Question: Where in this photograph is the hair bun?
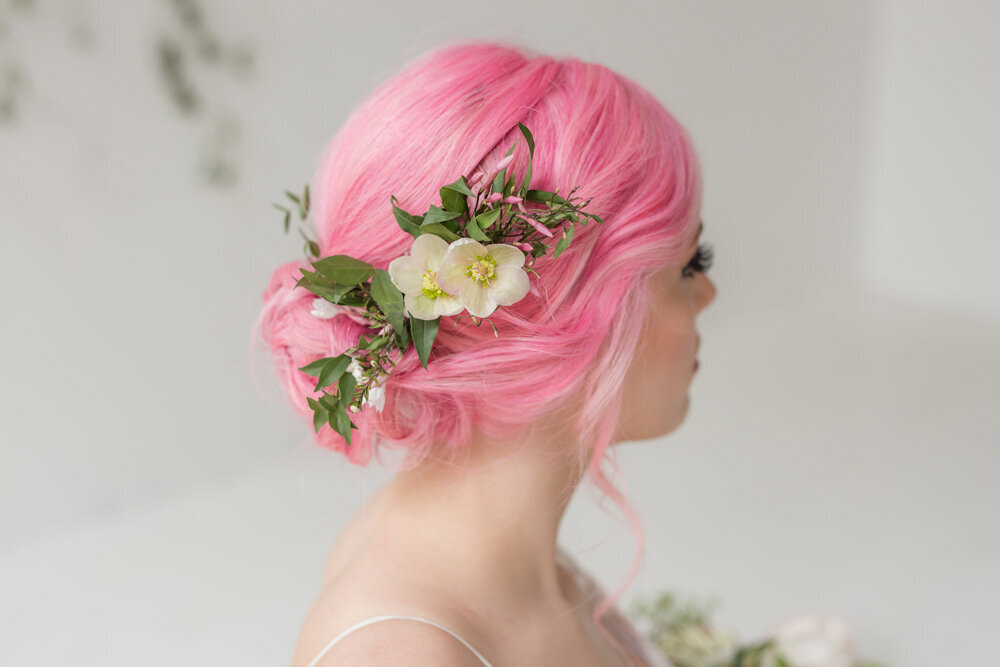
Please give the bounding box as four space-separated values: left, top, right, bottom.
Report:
258 259 384 459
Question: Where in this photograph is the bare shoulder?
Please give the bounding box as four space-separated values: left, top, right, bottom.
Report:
299 616 488 666
290 491 491 666
290 566 489 667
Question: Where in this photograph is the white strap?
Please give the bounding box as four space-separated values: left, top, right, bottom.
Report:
307 614 493 666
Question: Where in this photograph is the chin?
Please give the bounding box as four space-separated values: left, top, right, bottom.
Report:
656 396 690 438
615 403 689 443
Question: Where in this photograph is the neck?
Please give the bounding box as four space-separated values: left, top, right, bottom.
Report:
373 427 588 606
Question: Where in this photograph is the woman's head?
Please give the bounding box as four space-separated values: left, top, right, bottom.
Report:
258 40 705 471
257 39 711 650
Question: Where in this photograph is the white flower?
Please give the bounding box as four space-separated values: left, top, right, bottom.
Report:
435 238 530 318
311 297 342 319
766 615 855 667
660 624 736 667
344 358 385 412
346 358 365 382
310 298 374 327
363 382 386 412
387 234 465 320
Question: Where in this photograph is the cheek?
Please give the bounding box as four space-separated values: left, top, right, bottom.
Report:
644 312 697 378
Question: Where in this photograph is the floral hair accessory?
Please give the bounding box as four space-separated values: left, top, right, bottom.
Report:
273 123 604 446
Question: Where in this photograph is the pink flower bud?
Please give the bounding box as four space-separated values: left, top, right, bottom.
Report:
522 216 554 238
484 153 515 186
468 171 485 187
502 195 523 205
485 192 503 204
517 242 532 252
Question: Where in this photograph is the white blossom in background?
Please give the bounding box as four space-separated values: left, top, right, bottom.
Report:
659 623 736 667
765 615 855 667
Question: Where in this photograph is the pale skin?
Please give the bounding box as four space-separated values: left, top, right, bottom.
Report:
291 223 716 666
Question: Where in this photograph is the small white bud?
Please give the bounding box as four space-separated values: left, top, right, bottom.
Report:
310 298 340 319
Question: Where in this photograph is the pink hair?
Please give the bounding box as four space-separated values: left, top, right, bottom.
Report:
255 40 702 654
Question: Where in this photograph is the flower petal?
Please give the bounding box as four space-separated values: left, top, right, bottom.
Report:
485 243 524 268
433 294 465 317
459 280 497 318
387 256 425 295
311 298 341 319
365 384 386 412
404 293 438 320
410 233 449 271
490 265 530 306
447 238 484 253
436 240 486 294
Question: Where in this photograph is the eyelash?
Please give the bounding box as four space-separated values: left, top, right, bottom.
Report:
681 243 713 278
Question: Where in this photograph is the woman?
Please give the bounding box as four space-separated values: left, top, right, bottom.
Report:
259 40 716 666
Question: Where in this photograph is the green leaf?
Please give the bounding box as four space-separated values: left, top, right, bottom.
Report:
312 407 328 433
422 205 462 226
439 187 467 216
303 184 310 213
359 334 388 351
336 372 357 411
474 207 502 230
440 177 473 214
312 255 375 285
552 224 575 259
417 223 461 243
299 356 335 377
297 269 355 301
442 176 474 198
465 216 491 242
490 170 505 195
318 392 340 412
333 293 367 307
517 123 535 195
503 172 515 197
526 189 567 205
369 269 409 347
296 268 332 286
314 354 353 391
391 196 423 238
332 408 355 446
409 316 439 369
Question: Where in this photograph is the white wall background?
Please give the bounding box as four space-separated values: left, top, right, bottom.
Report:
1 1 997 665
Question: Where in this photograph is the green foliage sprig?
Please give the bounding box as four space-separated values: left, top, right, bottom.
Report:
274 123 604 447
628 591 888 667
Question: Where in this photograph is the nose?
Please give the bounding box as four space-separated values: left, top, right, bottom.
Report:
696 274 717 313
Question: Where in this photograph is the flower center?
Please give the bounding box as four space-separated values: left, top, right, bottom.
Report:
421 270 447 299
464 254 497 285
